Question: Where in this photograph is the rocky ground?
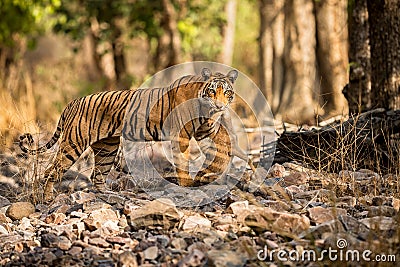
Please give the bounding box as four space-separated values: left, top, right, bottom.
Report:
0 150 399 266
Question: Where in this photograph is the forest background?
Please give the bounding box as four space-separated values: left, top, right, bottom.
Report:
0 0 398 149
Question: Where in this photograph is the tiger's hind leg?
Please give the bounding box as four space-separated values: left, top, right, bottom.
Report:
90 137 121 192
43 144 82 201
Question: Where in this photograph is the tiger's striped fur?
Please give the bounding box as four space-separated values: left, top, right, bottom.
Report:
19 68 251 200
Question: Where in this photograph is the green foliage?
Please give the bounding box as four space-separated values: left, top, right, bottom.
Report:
0 0 60 47
53 0 226 60
233 0 259 76
178 0 226 60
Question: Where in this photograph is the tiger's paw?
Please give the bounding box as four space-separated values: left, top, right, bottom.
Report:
177 178 195 187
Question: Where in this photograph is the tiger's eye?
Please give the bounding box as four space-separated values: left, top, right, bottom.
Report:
225 90 233 97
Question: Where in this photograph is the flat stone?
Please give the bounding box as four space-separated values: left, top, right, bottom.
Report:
106 236 134 245
260 200 291 212
283 172 309 186
119 251 138 267
45 213 67 224
285 185 303 199
227 201 249 215
294 189 336 202
360 216 396 231
49 204 70 214
300 219 344 239
129 198 181 229
207 249 247 267
83 208 119 230
88 237 110 248
182 215 212 231
98 193 126 205
367 206 397 217
308 206 347 224
143 245 158 260
241 206 310 235
6 202 35 220
50 194 72 208
339 215 376 241
41 233 72 250
83 202 112 212
68 246 82 256
57 236 72 250
70 191 96 204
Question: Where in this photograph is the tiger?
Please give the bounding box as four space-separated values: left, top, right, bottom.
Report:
19 68 254 201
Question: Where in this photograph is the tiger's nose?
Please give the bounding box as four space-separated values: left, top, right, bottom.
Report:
215 100 225 109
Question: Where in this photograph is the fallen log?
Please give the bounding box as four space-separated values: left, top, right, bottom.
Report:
261 109 400 174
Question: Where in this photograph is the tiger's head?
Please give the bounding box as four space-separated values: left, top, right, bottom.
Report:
199 68 238 111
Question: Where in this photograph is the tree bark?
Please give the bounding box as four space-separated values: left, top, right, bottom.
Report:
220 0 237 65
345 0 371 114
259 0 285 113
367 0 400 110
161 0 182 67
83 20 104 82
315 0 349 116
259 0 320 124
111 26 127 88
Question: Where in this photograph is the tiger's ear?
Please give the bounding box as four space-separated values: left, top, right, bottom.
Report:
227 69 238 84
201 68 211 81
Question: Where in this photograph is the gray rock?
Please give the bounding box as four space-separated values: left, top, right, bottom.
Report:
0 196 10 208
339 215 376 241
367 206 397 217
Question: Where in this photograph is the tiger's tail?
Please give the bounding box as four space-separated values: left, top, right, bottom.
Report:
19 123 63 156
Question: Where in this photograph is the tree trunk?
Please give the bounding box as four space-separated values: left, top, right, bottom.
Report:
259 0 285 113
220 0 237 65
161 0 181 67
111 26 127 88
315 0 349 116
367 0 400 110
259 0 320 124
345 0 371 114
83 29 104 82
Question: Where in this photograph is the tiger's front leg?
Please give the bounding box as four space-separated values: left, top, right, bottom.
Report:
194 123 232 184
171 137 194 187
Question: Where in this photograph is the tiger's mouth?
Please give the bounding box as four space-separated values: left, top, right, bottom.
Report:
206 98 230 112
